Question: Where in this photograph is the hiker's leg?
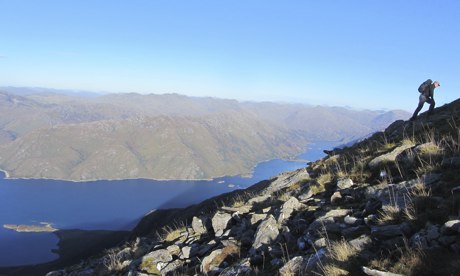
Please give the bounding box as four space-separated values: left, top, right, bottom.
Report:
428 98 436 115
410 95 426 120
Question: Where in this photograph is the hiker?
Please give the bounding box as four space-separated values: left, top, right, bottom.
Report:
410 79 440 121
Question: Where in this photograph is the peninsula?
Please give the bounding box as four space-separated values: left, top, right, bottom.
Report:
3 223 58 233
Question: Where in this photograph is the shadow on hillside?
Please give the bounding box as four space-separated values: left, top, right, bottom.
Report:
0 229 129 276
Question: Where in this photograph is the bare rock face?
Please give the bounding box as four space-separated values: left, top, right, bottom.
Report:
278 248 326 275
368 143 415 169
211 211 232 237
139 249 173 274
337 178 354 190
201 242 239 274
276 197 305 224
250 215 279 254
191 216 207 235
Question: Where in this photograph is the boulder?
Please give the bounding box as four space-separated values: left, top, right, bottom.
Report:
212 211 233 236
342 225 370 239
192 216 207 235
250 213 268 225
201 242 239 274
330 191 343 205
219 258 253 276
337 178 354 190
368 143 414 169
307 209 351 236
166 244 180 256
140 249 173 273
251 215 279 254
349 234 372 251
344 215 363 226
371 225 403 239
276 197 305 224
441 219 460 235
278 248 326 275
161 259 185 275
362 266 403 276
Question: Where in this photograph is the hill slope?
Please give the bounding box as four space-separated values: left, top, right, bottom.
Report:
40 98 460 275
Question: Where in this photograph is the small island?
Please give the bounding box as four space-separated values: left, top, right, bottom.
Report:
3 222 58 233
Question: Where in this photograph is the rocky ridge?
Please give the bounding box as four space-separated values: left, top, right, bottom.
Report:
47 99 460 275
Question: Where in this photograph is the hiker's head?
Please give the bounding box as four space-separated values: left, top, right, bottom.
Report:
434 81 440 88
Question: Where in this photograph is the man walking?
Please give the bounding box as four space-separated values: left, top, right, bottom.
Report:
410 79 440 121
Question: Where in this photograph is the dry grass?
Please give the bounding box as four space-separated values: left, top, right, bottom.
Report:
369 243 425 276
317 239 359 276
159 222 187 242
327 239 358 263
378 205 402 225
103 249 125 272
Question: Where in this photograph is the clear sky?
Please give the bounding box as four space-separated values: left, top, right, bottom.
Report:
0 0 458 111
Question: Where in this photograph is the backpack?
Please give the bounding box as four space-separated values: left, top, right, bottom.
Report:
418 79 432 93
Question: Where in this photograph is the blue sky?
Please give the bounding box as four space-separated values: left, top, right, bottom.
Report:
0 1 458 111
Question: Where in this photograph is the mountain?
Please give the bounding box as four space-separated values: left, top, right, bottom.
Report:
0 112 306 180
0 88 410 180
29 97 460 276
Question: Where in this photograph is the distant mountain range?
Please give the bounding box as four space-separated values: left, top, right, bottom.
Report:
0 87 410 180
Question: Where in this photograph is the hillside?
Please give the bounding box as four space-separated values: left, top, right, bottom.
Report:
40 98 460 275
0 88 409 180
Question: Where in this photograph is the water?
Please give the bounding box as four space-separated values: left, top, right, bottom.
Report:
0 141 337 267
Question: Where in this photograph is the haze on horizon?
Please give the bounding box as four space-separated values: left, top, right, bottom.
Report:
1 0 459 111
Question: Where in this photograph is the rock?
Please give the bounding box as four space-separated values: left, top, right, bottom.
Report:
349 235 372 251
371 225 403 239
161 259 185 275
362 266 404 276
140 249 173 274
181 243 200 259
363 198 383 215
441 219 460 235
166 244 180 256
364 214 378 226
219 258 252 276
132 237 155 259
212 211 233 236
278 248 326 275
306 209 351 237
441 157 460 168
314 237 327 248
276 197 305 224
331 191 343 205
298 188 314 201
222 205 252 215
342 225 370 239
248 194 270 205
368 143 414 169
271 258 283 268
201 242 239 274
192 216 207 235
337 178 354 190
251 215 279 254
241 229 255 247
426 224 440 241
450 240 460 254
250 213 268 225
297 237 307 250
264 169 310 194
344 215 363 226
196 242 215 257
